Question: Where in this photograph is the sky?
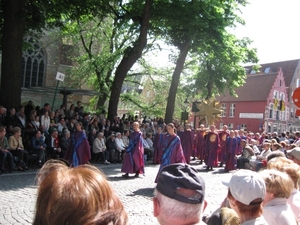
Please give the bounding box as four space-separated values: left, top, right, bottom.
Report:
151 0 300 67
233 0 300 64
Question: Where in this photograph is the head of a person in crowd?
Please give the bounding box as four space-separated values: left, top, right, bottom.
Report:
267 156 300 189
77 101 82 107
254 132 260 139
59 117 65 126
8 108 16 116
210 125 216 132
115 132 121 139
33 160 128 225
18 106 25 117
51 129 58 138
13 127 22 137
30 114 35 122
259 169 294 205
280 141 287 149
97 132 104 140
75 122 83 132
110 133 116 140
153 163 207 225
266 151 285 162
287 147 300 165
70 104 75 110
225 170 266 222
262 141 271 150
64 129 70 138
146 132 152 139
229 130 235 138
43 103 50 110
0 126 6 138
132 122 140 132
34 130 42 139
123 129 129 137
271 142 282 151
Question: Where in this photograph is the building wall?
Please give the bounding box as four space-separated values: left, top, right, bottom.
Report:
214 101 266 132
214 71 289 133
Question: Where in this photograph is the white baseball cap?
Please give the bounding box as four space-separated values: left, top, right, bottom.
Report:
223 169 266 205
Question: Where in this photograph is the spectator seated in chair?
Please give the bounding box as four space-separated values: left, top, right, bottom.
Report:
0 126 14 174
45 129 61 159
115 132 126 162
31 130 47 167
144 132 154 161
93 132 110 165
106 133 119 163
59 129 70 159
8 126 29 171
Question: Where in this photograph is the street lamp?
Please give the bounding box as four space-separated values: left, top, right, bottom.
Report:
181 99 189 126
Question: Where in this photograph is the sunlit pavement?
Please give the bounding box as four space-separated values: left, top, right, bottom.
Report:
0 160 231 225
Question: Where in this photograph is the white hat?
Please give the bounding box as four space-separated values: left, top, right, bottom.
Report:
287 147 300 160
225 170 266 205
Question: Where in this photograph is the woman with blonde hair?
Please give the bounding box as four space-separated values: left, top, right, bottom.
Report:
33 160 129 225
259 169 297 225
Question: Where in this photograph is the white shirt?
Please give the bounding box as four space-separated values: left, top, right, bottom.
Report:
241 216 268 225
41 115 50 131
263 197 297 225
115 137 126 151
287 188 300 223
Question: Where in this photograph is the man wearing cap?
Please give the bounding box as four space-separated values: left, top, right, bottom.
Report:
153 163 207 225
287 147 300 165
225 169 268 225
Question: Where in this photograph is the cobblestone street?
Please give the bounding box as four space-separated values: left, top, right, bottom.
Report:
0 160 231 225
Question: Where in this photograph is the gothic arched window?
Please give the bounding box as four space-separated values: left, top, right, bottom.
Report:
21 36 45 87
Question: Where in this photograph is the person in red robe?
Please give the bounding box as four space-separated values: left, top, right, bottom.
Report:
218 125 229 167
153 126 164 164
121 122 144 178
204 125 220 170
195 124 206 164
64 122 91 167
179 124 194 164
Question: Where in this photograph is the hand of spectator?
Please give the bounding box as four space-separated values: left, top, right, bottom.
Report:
57 148 61 153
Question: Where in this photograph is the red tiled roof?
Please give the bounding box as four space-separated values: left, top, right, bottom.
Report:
245 59 300 86
218 73 278 102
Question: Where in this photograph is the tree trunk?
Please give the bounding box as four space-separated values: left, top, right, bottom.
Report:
0 0 26 109
97 93 108 109
107 0 152 122
164 40 191 124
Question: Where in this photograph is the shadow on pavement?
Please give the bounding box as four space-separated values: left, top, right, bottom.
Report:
128 187 154 198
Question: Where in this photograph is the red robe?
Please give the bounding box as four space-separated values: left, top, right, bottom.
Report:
204 131 220 167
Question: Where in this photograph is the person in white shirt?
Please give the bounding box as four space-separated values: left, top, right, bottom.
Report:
260 169 297 225
41 111 50 135
122 130 130 148
254 141 271 171
267 157 300 223
115 132 126 162
93 132 110 164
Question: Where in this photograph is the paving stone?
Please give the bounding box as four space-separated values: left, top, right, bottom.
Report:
0 160 232 225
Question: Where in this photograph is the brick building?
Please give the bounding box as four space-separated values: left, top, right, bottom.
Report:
214 59 300 133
